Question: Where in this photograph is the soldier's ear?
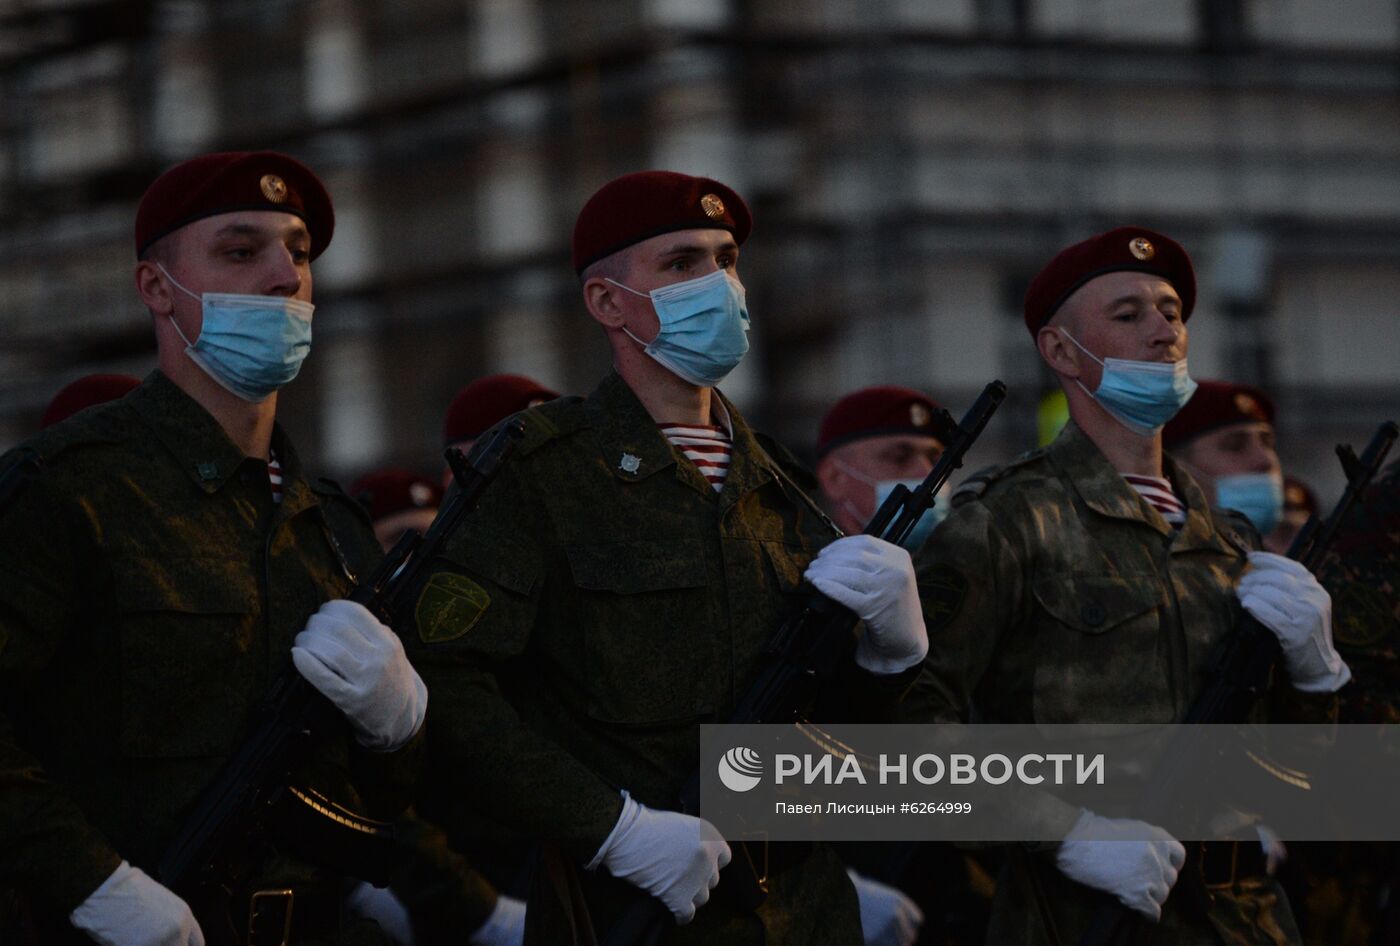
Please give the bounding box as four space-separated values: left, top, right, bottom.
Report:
134 260 175 317
1037 323 1080 379
583 277 626 329
815 456 842 497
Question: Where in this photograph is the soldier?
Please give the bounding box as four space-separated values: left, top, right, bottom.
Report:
0 152 427 945
902 227 1350 945
440 375 558 488
815 385 951 544
401 171 928 945
1163 379 1285 536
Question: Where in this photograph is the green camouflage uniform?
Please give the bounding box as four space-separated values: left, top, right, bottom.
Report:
0 371 417 943
403 372 907 945
901 420 1330 946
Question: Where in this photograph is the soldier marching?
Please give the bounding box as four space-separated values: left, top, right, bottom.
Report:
0 151 1395 946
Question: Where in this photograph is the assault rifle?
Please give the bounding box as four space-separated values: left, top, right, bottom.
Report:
1077 419 1399 946
157 418 526 935
603 381 1007 946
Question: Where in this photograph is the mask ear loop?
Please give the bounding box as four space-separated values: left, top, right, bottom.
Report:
828 458 881 525
1056 328 1108 401
154 262 202 347
829 457 879 488
603 277 658 350
603 277 651 299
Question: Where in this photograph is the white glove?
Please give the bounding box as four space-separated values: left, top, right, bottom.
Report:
292 598 428 750
471 894 527 946
69 861 204 946
587 791 731 924
345 882 413 946
1055 810 1186 922
1237 551 1351 693
804 535 929 674
847 868 924 946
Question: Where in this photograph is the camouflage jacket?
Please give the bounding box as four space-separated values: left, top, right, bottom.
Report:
902 420 1329 946
0 371 415 920
402 372 909 945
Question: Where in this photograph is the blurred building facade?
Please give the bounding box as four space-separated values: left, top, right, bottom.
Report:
1 0 1397 497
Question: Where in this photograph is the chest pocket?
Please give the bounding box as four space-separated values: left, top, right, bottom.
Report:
1030 574 1169 723
112 558 260 759
566 536 715 725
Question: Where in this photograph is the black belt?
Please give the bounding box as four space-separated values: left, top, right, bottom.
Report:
241 883 341 946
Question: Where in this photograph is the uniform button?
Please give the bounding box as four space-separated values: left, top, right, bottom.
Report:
1081 602 1106 627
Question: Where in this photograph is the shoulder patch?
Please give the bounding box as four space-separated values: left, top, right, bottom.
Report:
416 571 491 644
1331 580 1395 649
921 564 970 633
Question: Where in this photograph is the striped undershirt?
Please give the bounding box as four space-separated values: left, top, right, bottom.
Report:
1123 473 1184 527
268 449 283 504
659 423 733 491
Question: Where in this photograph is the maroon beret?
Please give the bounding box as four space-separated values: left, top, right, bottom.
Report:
41 373 141 429
349 468 443 523
135 151 335 261
817 385 950 458
572 171 751 274
1023 226 1196 337
443 374 559 446
1163 379 1275 448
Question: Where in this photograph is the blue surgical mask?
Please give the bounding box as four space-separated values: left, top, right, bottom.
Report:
1215 471 1285 534
834 459 949 550
159 263 314 402
606 269 749 387
1061 329 1197 436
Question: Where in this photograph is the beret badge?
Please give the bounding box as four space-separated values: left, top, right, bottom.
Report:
260 174 288 204
700 193 726 218
1129 236 1155 261
1234 392 1262 419
909 402 931 427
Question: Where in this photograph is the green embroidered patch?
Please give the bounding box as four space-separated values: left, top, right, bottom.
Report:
922 564 969 633
416 572 491 644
